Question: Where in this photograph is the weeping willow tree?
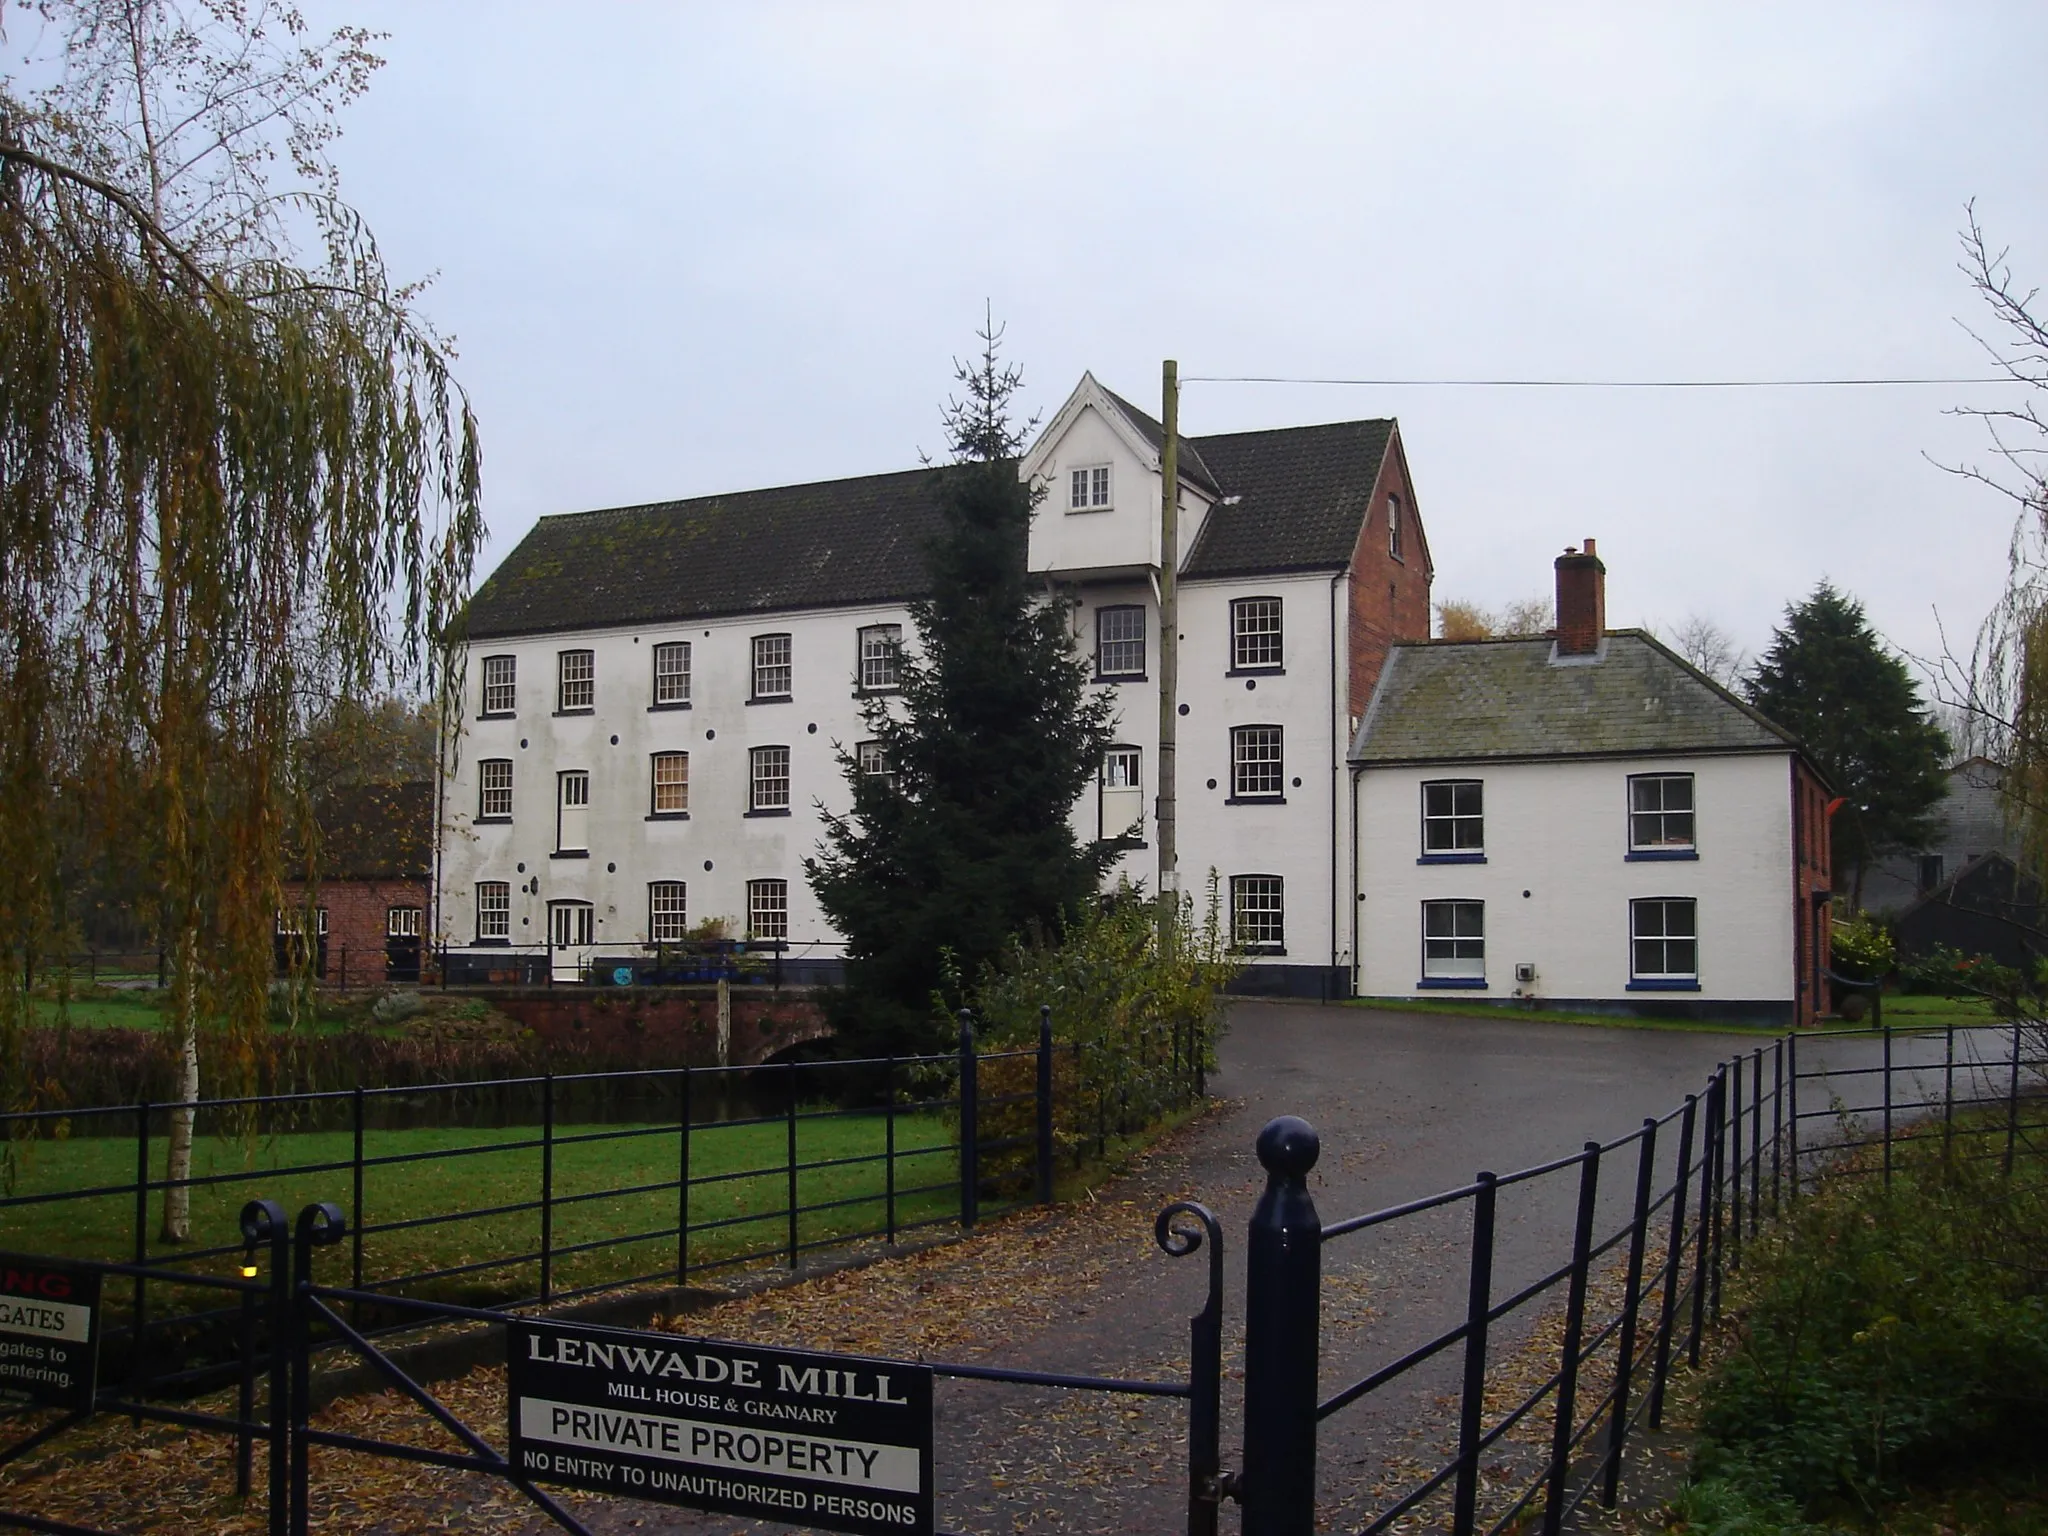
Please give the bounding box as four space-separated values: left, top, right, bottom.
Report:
1936 206 2048 876
0 1 482 1239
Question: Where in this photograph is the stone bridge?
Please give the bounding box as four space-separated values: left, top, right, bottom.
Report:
482 985 832 1068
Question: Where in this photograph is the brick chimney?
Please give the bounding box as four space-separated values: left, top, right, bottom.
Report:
1553 538 1606 656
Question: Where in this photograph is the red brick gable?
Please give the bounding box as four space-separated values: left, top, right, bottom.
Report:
1347 425 1433 718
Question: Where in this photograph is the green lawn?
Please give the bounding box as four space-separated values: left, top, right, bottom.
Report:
27 991 175 1030
1868 992 2001 1028
26 987 444 1035
1 1108 961 1306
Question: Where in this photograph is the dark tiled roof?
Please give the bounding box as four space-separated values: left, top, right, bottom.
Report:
1351 631 1800 765
463 404 1398 640
303 781 434 882
1100 386 1221 495
1183 419 1395 579
463 468 947 640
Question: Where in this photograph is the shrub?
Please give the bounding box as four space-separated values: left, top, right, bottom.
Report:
1830 911 1895 984
966 879 1239 1182
1694 1123 2048 1518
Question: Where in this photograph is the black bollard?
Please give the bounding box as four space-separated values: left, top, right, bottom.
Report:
1241 1116 1321 1536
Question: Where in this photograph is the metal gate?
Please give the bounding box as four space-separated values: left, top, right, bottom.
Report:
3 1021 2039 1535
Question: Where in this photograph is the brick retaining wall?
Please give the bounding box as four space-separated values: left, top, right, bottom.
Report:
486 987 829 1067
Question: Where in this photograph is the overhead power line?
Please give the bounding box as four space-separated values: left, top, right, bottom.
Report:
1181 373 2014 389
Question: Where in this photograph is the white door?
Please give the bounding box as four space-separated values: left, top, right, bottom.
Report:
557 771 589 853
549 901 594 982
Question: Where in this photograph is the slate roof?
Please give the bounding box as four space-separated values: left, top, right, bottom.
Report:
1350 631 1802 765
1183 419 1397 580
463 468 948 640
463 404 1399 640
1099 386 1222 495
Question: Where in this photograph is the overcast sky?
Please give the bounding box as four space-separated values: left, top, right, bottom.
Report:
303 2 2046 682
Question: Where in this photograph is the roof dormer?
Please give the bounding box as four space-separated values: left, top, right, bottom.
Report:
1020 372 1214 580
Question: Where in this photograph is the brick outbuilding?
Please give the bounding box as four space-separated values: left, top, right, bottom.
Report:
277 781 433 986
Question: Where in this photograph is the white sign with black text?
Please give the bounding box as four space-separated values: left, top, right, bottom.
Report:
507 1318 933 1535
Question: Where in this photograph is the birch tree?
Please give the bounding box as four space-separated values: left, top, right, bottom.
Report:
0 1 481 1239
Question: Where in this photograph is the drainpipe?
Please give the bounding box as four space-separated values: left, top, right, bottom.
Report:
1157 361 1179 961
1330 572 1344 998
1351 763 1363 998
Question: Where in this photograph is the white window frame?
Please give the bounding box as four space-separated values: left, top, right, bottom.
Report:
1630 897 1699 981
649 881 687 943
1421 779 1484 855
1230 597 1284 671
1068 463 1112 512
1096 605 1146 679
557 649 594 712
856 739 898 793
750 746 790 812
1421 900 1485 981
481 654 516 716
652 642 691 706
752 633 792 700
1628 773 1696 853
476 881 510 941
652 752 689 815
1100 745 1143 841
1230 875 1285 950
858 624 903 693
747 879 789 942
1388 493 1403 559
478 758 513 820
386 906 422 939
1230 725 1285 800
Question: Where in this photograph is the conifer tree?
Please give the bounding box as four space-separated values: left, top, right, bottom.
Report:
807 326 1116 1054
1746 583 1949 904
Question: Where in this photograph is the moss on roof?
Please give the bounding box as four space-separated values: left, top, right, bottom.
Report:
462 415 1399 640
1350 631 1800 764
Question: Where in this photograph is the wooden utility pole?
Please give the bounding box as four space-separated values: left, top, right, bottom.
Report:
1157 360 1179 959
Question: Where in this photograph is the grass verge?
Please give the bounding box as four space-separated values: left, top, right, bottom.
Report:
3 1109 962 1305
1674 1101 2048 1535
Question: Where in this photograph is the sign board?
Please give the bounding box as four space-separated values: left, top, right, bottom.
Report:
508 1318 933 1535
0 1252 101 1412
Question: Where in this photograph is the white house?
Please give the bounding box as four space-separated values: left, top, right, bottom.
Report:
436 373 1434 995
1349 543 1834 1026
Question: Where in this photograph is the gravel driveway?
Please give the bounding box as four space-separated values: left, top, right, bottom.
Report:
588 1001 1817 1535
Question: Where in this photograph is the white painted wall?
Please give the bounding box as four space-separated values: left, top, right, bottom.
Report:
440 383 1353 986
439 567 1354 980
1025 397 1214 578
1354 753 1796 1003
440 600 912 966
1076 569 1350 977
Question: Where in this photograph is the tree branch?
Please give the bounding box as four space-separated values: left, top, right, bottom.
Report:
0 140 231 303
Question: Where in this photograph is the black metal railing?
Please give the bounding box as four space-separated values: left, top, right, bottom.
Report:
1235 1019 2046 1536
1 1132 1228 1536
6 1016 2036 1536
0 1007 1208 1391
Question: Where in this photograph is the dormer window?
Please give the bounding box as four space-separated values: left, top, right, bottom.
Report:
1069 465 1112 512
